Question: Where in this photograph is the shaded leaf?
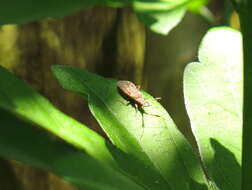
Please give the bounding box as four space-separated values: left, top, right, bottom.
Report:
0 109 144 190
133 0 188 35
0 0 192 35
0 0 95 25
0 66 118 169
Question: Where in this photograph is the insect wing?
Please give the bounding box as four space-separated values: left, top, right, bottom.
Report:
117 80 143 103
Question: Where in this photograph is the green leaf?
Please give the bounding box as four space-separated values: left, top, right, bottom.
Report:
0 66 119 170
52 65 210 190
0 67 171 189
0 109 144 190
133 0 188 35
0 0 187 35
187 0 209 11
183 27 242 190
187 0 215 25
0 0 97 25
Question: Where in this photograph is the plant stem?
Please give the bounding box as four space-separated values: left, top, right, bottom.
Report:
238 1 252 190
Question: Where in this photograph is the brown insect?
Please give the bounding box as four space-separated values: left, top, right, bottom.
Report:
117 80 161 139
117 80 161 110
117 80 149 108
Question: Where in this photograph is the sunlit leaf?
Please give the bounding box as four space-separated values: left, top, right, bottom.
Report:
52 65 210 190
184 27 242 190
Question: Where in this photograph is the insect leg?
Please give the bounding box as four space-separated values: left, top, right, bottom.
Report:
140 111 145 140
143 111 160 117
119 100 131 105
141 105 160 117
134 103 139 115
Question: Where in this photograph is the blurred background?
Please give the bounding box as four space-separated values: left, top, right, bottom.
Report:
0 0 239 189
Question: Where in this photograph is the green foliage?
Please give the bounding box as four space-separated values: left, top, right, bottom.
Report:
0 0 94 25
0 109 143 190
0 67 116 167
0 25 244 189
52 65 209 189
0 65 209 189
133 0 188 34
0 0 209 35
187 0 209 10
0 67 145 189
184 27 242 190
0 0 247 189
235 1 252 189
